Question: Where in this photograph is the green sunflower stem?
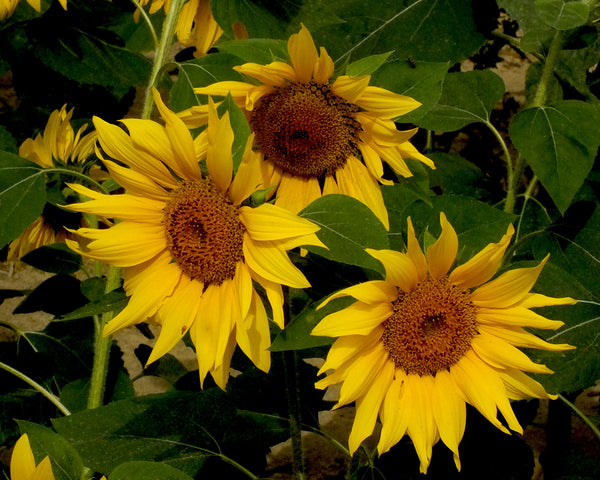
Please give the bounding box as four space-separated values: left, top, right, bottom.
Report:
283 349 306 480
504 29 565 214
141 0 185 120
86 265 122 410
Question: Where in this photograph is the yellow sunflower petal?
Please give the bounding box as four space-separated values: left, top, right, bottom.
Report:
449 224 515 289
235 262 254 321
478 324 574 352
406 217 428 282
357 113 418 147
239 203 319 242
450 352 510 434
348 360 395 454
190 292 218 387
355 85 422 119
427 212 458 280
288 23 319 83
10 434 36 480
251 272 285 328
471 256 549 308
93 117 177 189
67 185 165 223
312 300 392 337
153 89 202 180
398 141 436 169
102 160 169 201
177 104 211 129
120 118 177 172
236 289 271 373
31 456 55 480
471 332 554 374
358 141 389 184
210 333 237 390
405 374 436 474
498 368 557 400
314 46 334 83
147 278 203 365
103 254 182 336
318 326 384 374
235 61 296 86
243 233 310 288
227 134 265 205
318 280 398 308
335 155 389 229
431 370 465 471
517 293 578 308
323 175 340 195
369 141 414 177
336 342 389 408
476 306 565 330
72 222 166 267
331 75 371 104
378 371 409 455
206 100 234 193
194 81 257 102
365 249 419 292
275 173 321 214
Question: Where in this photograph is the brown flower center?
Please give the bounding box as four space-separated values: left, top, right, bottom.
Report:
250 81 362 178
383 277 478 376
163 179 245 285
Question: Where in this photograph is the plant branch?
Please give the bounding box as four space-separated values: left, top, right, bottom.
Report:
0 361 71 416
141 0 185 119
86 265 122 410
558 394 600 443
130 0 159 49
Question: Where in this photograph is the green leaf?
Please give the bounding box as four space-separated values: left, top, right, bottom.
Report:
212 0 288 38
270 297 355 351
216 38 289 64
218 94 251 170
319 0 485 64
0 152 46 248
21 243 82 274
17 421 85 480
34 28 151 88
0 125 18 153
509 100 600 214
535 0 590 30
109 461 195 480
346 51 393 76
389 193 516 264
415 70 506 132
299 194 389 275
52 391 236 477
427 153 485 198
170 53 244 112
371 60 449 122
57 289 128 321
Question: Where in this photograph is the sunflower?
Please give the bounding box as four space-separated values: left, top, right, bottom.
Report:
0 0 66 20
311 213 575 473
135 0 223 57
189 24 433 229
10 434 55 480
7 105 96 261
66 90 323 389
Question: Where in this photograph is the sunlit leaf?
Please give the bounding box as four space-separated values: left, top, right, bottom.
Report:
535 0 590 31
0 152 46 248
270 297 354 351
109 461 195 480
346 51 393 77
17 421 85 480
371 60 449 122
509 100 600 214
216 38 289 64
299 194 389 275
415 70 506 132
170 53 244 112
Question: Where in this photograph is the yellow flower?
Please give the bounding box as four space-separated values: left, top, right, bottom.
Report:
7 105 96 261
135 0 223 57
190 24 433 229
312 213 576 473
66 90 324 389
0 0 66 20
10 434 55 480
